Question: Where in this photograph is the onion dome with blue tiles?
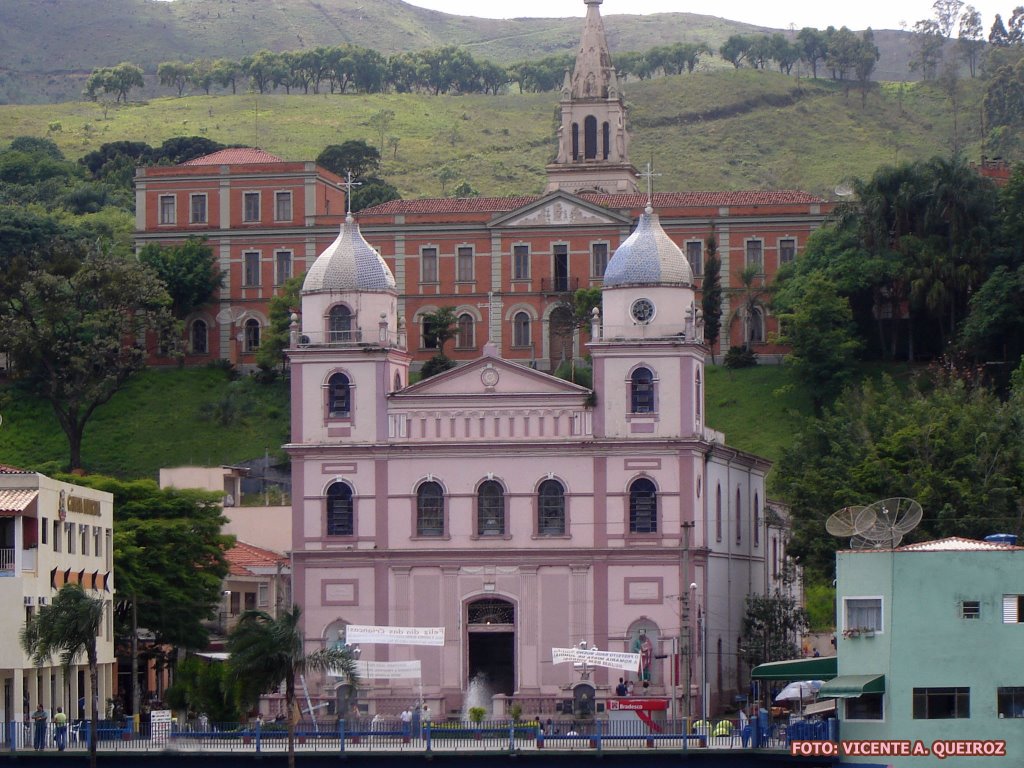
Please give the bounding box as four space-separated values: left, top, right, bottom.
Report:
302 214 396 295
603 205 692 288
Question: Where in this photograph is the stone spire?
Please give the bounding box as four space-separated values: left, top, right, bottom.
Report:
571 0 616 100
545 0 638 194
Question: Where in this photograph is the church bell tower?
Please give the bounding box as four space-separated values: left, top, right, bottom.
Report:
545 0 639 194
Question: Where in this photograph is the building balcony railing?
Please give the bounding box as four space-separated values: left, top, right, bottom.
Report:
540 277 580 294
292 328 407 351
0 548 14 572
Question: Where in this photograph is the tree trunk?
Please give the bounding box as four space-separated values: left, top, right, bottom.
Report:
286 677 296 768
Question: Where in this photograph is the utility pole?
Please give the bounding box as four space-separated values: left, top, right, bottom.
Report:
680 522 694 725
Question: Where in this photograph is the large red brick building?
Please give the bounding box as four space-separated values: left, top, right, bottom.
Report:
134 0 832 370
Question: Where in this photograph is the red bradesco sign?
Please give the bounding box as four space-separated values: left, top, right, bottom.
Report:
607 698 669 732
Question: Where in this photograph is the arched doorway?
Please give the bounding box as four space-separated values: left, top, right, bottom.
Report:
466 598 515 702
548 306 574 373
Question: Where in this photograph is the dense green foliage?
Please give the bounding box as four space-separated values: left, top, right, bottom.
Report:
777 363 1024 577
740 591 809 668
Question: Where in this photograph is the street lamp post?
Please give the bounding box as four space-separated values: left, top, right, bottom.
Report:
690 583 708 732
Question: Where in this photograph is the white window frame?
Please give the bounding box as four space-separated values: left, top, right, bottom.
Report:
420 246 439 284
275 250 293 286
1003 594 1024 623
242 191 261 223
243 251 261 287
158 194 176 225
456 245 475 283
274 190 293 222
258 583 270 607
745 238 764 273
591 241 609 278
685 240 703 277
189 193 208 224
513 244 530 281
778 237 797 266
843 595 884 634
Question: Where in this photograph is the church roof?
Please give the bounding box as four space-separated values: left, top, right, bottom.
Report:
303 214 396 294
181 148 283 166
360 190 824 216
601 205 692 287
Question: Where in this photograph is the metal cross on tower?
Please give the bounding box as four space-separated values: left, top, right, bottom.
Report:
343 171 363 216
638 160 661 207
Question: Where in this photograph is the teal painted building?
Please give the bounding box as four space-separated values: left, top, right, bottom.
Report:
831 537 1024 767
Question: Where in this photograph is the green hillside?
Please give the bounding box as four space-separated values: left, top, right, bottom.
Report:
0 364 810 482
0 70 984 199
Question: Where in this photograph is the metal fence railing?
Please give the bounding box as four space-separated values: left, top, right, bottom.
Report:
0 717 804 753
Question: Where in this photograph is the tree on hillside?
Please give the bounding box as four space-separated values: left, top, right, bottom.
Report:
778 273 862 411
797 27 829 78
932 0 965 37
910 19 945 80
719 35 750 68
22 584 104 768
701 238 722 361
84 62 145 103
989 13 1011 45
157 61 192 97
854 30 881 107
211 58 241 94
0 235 176 469
958 6 985 77
229 606 358 768
138 238 223 320
317 140 381 179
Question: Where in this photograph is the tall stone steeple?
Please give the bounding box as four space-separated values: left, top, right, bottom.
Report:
545 0 639 194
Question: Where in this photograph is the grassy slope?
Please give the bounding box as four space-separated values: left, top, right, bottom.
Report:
0 71 984 199
0 363 806 481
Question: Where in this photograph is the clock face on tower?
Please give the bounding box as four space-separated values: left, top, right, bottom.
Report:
630 298 655 324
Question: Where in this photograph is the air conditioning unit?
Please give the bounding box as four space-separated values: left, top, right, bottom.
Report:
299 334 311 346
37 597 48 606
23 596 34 606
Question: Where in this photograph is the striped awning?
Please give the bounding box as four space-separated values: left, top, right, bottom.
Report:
818 674 885 698
0 489 37 515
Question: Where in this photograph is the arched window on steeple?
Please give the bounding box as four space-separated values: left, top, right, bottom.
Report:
572 123 580 161
326 482 354 537
602 121 610 159
329 305 353 343
630 367 655 413
629 478 657 534
584 115 598 160
328 373 351 418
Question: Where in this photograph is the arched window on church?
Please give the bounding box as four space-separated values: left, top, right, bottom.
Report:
629 478 657 534
477 480 505 536
326 482 354 536
457 313 475 350
328 372 351 418
715 484 722 542
754 493 760 548
244 318 261 352
191 319 208 355
631 367 655 413
695 370 702 422
329 305 353 343
537 479 565 535
748 307 764 344
736 487 742 544
571 123 580 161
394 372 402 392
602 121 610 159
513 312 531 348
416 481 444 537
584 115 598 160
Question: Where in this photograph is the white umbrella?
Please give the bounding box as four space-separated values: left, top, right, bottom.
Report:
774 680 823 702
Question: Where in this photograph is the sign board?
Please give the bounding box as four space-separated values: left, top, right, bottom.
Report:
551 647 641 673
345 625 445 647
150 709 172 744
607 698 669 712
349 660 422 680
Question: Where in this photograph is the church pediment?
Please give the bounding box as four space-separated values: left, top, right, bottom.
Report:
491 191 630 229
395 356 590 400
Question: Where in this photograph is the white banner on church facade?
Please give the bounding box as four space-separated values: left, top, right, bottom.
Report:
352 660 423 680
345 624 445 646
551 647 642 673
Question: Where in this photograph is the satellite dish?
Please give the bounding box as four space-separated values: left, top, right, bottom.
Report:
850 530 904 549
834 183 854 197
825 505 875 537
852 497 923 550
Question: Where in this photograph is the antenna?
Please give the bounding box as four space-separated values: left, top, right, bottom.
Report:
826 498 922 550
834 183 854 197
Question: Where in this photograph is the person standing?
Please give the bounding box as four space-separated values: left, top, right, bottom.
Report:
53 707 68 751
32 705 47 751
421 704 432 737
400 706 412 739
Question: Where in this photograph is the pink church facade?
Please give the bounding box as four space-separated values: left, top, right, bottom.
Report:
287 203 785 721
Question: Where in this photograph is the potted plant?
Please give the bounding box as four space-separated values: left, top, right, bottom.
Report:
508 703 522 723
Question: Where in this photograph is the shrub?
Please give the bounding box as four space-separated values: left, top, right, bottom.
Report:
724 345 757 368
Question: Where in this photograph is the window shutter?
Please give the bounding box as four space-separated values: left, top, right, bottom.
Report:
1004 595 1019 624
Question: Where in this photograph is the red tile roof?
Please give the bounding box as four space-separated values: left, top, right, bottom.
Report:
0 489 37 513
226 540 289 577
181 148 283 166
0 464 30 474
360 190 825 216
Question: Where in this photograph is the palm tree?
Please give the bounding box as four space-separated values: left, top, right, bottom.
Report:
20 584 104 768
227 605 358 768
